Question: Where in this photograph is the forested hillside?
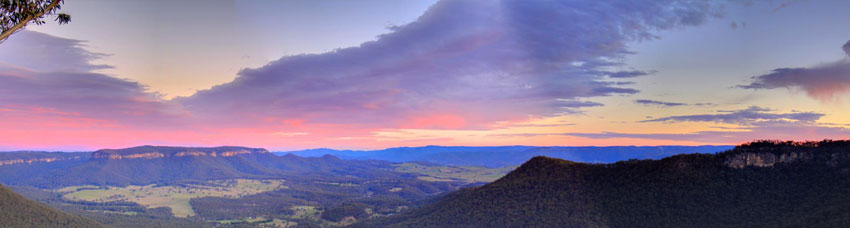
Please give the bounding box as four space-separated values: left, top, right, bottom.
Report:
0 184 103 228
367 140 850 228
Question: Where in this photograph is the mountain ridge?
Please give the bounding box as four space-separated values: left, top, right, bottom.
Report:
366 140 850 228
0 146 400 188
91 145 269 160
277 145 734 167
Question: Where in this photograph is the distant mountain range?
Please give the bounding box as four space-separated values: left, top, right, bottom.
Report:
365 140 850 227
277 145 734 167
6 142 846 227
0 146 479 226
0 145 408 188
0 184 103 228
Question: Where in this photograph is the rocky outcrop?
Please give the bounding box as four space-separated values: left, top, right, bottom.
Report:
0 156 82 166
174 149 257 157
724 152 812 169
217 150 256 157
175 151 207 157
92 152 165 160
91 146 270 160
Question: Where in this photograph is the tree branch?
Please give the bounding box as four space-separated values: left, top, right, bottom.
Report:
0 0 62 42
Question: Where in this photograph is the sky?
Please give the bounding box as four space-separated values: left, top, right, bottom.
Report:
1 0 849 151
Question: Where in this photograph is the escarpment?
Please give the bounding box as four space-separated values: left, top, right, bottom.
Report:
91 146 269 160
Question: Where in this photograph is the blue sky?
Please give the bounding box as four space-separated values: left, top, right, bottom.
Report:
1 0 849 150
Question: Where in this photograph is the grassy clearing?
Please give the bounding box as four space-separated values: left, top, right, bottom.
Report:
314 181 358 187
60 179 287 218
262 219 297 228
290 205 320 220
87 210 139 216
393 163 515 183
217 217 297 228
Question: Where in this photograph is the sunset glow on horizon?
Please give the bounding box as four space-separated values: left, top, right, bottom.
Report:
2 0 850 151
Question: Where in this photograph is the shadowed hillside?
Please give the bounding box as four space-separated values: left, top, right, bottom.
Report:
0 184 103 228
365 140 850 228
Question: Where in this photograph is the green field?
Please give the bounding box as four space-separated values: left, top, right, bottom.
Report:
393 163 515 183
59 179 287 217
265 219 298 228
216 216 299 228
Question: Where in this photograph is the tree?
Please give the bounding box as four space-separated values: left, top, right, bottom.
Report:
0 0 70 43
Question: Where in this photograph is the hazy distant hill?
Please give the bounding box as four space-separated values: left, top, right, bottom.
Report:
0 184 103 228
278 145 733 167
367 140 850 228
0 146 405 187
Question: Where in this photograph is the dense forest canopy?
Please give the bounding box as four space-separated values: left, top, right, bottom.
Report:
365 140 850 228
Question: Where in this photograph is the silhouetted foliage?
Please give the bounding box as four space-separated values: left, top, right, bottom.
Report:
0 0 70 42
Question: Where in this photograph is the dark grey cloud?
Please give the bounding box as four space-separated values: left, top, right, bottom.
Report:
843 40 850 56
741 40 850 101
642 106 824 125
634 99 686 107
553 100 604 115
179 0 721 128
606 70 655 78
558 100 604 108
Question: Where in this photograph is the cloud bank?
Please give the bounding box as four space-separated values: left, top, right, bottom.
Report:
0 31 111 72
567 124 850 144
0 0 739 149
179 0 720 129
0 31 185 129
642 106 823 125
569 107 844 144
634 99 686 107
741 40 850 101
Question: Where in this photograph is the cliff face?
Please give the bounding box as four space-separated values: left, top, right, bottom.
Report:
722 140 850 168
0 152 87 166
0 156 82 166
724 152 813 168
91 146 270 160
